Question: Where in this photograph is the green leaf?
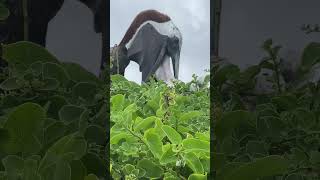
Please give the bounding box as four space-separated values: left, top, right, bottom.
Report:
59 105 85 124
43 62 70 86
42 134 87 163
2 155 24 180
246 141 267 155
62 62 102 84
40 78 60 91
188 174 207 180
182 138 209 153
53 159 71 180
46 95 67 119
223 155 289 180
45 121 66 145
180 111 202 122
84 125 106 145
81 153 107 177
160 144 177 165
144 129 163 159
2 103 45 154
215 110 254 141
111 94 125 111
161 125 182 144
134 116 158 132
213 64 240 86
2 41 59 67
110 132 133 144
310 151 320 164
137 159 163 178
72 82 98 104
271 94 298 111
300 42 320 74
0 77 22 91
84 174 99 180
70 160 86 180
184 152 204 174
23 157 41 180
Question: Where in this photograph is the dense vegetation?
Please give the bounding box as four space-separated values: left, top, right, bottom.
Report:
212 39 320 180
0 41 108 180
110 74 210 179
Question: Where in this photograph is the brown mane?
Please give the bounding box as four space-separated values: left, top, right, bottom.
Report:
119 9 171 46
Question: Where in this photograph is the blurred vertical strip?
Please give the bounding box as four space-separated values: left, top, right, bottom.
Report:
210 0 222 178
212 0 221 57
100 0 111 178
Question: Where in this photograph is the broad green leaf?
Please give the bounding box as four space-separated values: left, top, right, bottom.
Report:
46 95 67 119
2 155 24 180
144 130 163 159
223 155 289 180
41 134 87 164
0 77 22 91
43 62 70 86
2 103 45 154
111 94 125 111
180 111 202 122
70 160 86 180
215 110 254 141
184 152 204 174
45 121 66 145
310 151 320 164
246 141 267 155
137 159 163 178
81 153 107 177
84 174 99 180
2 41 59 67
134 116 158 132
59 105 85 124
40 78 60 91
123 164 135 175
84 125 106 145
160 144 177 165
195 132 210 142
23 157 41 180
213 64 240 86
188 174 207 180
53 159 71 180
110 132 133 144
72 82 98 104
271 94 298 111
62 62 101 84
161 125 182 144
300 42 320 74
182 138 209 153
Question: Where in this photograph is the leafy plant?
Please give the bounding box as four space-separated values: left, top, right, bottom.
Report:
212 39 320 180
110 74 210 179
0 41 108 179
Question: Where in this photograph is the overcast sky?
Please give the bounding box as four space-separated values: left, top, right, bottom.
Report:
110 0 210 84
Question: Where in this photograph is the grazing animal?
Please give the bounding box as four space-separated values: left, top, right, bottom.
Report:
110 9 182 85
0 0 102 46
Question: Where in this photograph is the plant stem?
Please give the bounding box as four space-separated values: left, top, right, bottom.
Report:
125 126 148 147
